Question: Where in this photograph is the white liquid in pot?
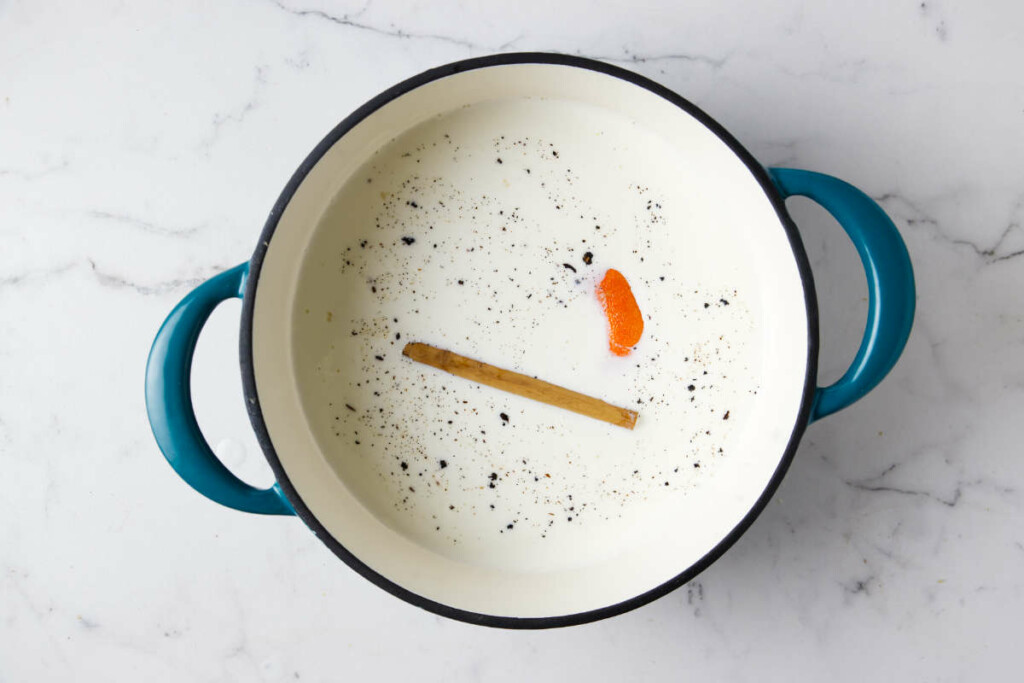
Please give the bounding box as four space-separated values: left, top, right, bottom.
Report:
292 98 763 572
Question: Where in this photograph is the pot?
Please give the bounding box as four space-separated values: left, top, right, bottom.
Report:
145 53 915 628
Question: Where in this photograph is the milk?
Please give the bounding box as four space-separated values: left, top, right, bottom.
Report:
292 97 763 572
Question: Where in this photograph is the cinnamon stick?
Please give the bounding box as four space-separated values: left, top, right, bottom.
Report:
402 342 638 430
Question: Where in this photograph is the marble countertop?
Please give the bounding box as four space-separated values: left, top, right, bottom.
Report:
2 0 1021 680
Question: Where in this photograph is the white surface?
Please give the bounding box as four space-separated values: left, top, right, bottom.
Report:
253 63 807 616
1 0 1021 680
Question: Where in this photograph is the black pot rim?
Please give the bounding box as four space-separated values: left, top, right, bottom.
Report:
240 52 819 629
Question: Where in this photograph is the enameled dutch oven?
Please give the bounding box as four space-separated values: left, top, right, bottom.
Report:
145 53 915 628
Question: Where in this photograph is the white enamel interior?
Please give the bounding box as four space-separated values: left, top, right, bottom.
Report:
251 63 809 619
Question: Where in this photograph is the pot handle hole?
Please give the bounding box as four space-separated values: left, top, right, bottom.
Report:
144 263 294 515
768 168 916 422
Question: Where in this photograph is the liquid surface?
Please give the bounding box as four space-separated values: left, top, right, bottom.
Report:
292 98 762 571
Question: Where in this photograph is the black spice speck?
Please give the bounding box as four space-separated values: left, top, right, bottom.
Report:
401 236 416 245
723 411 730 420
582 251 593 265
687 384 696 391
500 412 509 423
400 462 408 471
345 404 356 412
562 263 577 273
439 459 448 469
720 299 730 306
375 355 385 361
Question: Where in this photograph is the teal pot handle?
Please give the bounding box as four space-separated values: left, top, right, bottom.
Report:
768 168 916 422
145 263 294 515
